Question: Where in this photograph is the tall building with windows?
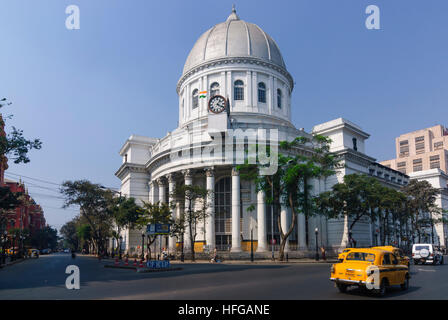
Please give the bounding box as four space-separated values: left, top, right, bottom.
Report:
381 125 448 175
115 7 410 257
381 126 448 245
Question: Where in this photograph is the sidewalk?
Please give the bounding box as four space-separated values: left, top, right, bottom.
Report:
0 256 26 268
95 255 338 265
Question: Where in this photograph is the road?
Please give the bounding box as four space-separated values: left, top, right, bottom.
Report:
0 253 447 299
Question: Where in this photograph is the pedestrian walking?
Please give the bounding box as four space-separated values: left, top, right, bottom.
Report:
320 246 326 261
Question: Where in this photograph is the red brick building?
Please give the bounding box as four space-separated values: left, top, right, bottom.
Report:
3 178 46 233
0 114 46 234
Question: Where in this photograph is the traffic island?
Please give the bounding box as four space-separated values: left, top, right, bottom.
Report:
104 264 182 272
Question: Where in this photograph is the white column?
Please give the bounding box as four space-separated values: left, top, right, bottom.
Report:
205 168 215 250
167 173 176 253
246 71 252 107
298 213 306 249
183 169 193 250
148 181 155 204
256 190 268 252
157 178 167 204
231 167 242 252
280 205 290 252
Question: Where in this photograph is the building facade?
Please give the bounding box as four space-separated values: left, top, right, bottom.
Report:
115 8 409 257
381 125 448 246
381 125 448 175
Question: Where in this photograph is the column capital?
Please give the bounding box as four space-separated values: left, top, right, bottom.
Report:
205 167 215 177
156 177 167 187
182 169 193 179
166 173 176 184
231 166 240 176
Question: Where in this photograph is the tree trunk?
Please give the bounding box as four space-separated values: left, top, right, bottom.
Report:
278 194 297 261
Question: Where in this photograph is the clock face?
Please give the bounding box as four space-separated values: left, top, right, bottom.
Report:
208 95 227 114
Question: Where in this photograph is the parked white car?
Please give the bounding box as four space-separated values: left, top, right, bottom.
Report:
412 244 444 265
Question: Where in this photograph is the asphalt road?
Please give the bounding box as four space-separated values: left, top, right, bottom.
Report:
0 253 447 299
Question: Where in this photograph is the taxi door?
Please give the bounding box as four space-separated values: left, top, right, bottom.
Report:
381 253 398 285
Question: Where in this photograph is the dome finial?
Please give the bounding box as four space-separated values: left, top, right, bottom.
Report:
226 4 239 21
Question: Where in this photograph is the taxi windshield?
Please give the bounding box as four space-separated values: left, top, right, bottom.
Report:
346 252 375 262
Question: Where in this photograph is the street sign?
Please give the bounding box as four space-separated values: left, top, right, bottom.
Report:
147 260 170 269
146 224 171 235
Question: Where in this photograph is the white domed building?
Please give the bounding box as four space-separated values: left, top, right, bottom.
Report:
115 7 409 258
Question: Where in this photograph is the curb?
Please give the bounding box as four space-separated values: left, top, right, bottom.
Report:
136 267 183 273
104 264 183 273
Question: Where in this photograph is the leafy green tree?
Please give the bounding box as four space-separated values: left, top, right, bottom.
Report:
0 187 22 231
60 220 80 251
170 185 210 262
135 201 173 260
0 99 42 164
110 197 143 256
402 180 441 243
60 180 114 255
239 135 340 261
77 224 93 252
317 174 383 247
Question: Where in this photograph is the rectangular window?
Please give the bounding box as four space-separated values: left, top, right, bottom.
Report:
397 161 406 167
416 142 425 154
413 158 422 164
430 162 440 169
430 155 440 161
399 141 409 156
413 165 423 172
434 142 443 150
413 158 423 172
415 136 425 142
430 155 441 169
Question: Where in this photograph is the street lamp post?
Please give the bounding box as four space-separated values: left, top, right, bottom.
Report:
12 235 16 261
111 238 115 258
119 236 123 260
141 232 145 260
1 231 7 265
315 228 319 261
250 227 254 262
271 187 274 261
20 235 24 258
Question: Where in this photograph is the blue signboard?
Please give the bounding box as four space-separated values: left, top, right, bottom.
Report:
146 260 170 269
146 223 171 235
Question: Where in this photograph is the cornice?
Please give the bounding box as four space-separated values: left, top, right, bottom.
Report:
115 162 147 180
177 56 294 94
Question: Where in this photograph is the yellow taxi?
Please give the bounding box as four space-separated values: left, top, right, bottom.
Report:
338 248 352 262
330 248 410 296
27 248 39 258
372 246 410 267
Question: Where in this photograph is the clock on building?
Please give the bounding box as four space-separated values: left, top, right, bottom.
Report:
208 95 227 114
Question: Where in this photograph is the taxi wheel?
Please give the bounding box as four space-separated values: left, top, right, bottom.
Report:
400 276 409 291
336 283 348 293
375 279 387 297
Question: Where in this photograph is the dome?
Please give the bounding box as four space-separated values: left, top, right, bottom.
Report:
182 7 287 75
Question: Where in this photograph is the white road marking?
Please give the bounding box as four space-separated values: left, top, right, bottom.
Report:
417 269 436 272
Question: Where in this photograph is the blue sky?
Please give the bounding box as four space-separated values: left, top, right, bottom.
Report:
1 0 447 230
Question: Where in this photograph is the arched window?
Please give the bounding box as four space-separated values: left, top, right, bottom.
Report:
192 89 198 109
234 80 244 100
277 89 282 109
210 82 220 97
258 82 266 103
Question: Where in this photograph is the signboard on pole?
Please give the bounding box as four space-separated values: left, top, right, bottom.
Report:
146 224 171 235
